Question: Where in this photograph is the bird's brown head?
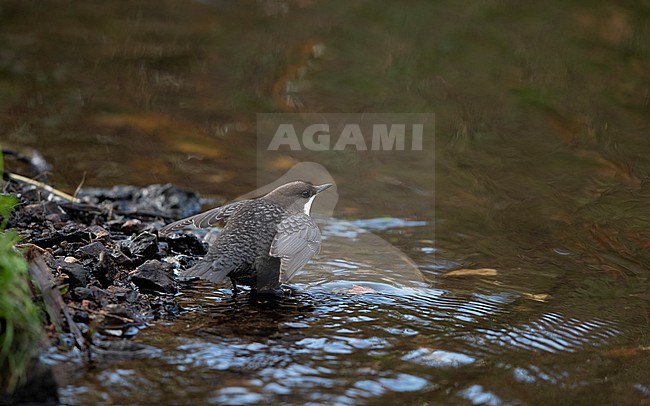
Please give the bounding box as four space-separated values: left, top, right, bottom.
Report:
262 181 332 214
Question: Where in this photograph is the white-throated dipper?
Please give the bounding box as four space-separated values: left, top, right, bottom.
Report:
160 181 332 294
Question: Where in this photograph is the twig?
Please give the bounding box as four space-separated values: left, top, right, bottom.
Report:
73 171 87 200
25 245 86 350
67 304 137 324
7 172 81 203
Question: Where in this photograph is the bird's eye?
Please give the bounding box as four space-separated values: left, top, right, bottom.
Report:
301 191 311 198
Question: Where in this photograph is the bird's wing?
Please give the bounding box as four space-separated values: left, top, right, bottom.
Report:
159 200 251 235
269 214 321 283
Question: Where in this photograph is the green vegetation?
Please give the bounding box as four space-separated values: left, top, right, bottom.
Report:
0 152 43 393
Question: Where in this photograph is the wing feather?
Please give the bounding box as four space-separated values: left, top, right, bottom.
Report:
181 258 233 283
159 200 251 235
270 214 321 283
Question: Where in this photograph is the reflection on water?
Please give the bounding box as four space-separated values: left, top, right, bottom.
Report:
59 218 639 405
59 279 629 405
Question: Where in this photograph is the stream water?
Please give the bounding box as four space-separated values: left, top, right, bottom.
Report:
2 0 649 404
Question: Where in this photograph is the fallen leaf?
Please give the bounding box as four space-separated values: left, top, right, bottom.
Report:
522 293 551 302
443 268 498 277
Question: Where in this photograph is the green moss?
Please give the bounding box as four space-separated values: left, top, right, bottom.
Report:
0 153 43 394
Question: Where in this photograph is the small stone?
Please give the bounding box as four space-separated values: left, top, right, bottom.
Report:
60 262 90 288
64 256 79 263
110 246 133 266
123 326 140 337
76 322 90 335
88 225 110 239
165 233 207 255
74 287 94 301
92 252 118 288
121 219 142 234
89 286 112 304
73 311 90 323
126 232 159 258
131 260 177 293
107 286 131 301
103 329 123 337
45 213 63 223
75 241 107 258
125 290 139 303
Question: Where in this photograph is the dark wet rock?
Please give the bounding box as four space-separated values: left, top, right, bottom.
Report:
91 251 119 288
75 241 108 258
57 202 109 225
123 231 159 259
161 255 186 270
73 310 90 323
104 304 139 321
135 184 201 218
3 164 210 366
39 201 70 223
31 228 89 249
120 218 144 234
88 287 112 306
11 202 66 227
145 295 181 318
158 240 169 254
131 260 177 293
110 245 134 267
107 285 137 302
88 225 111 239
94 304 145 339
78 183 202 219
73 287 94 301
60 262 90 288
106 218 152 235
164 232 207 256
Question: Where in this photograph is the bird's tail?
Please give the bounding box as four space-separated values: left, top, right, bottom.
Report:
181 259 230 283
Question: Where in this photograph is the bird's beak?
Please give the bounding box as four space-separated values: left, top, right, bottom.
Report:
315 183 333 194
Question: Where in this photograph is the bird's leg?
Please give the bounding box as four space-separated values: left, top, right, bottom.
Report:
229 277 239 296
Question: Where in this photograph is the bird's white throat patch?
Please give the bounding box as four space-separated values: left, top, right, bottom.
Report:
303 195 316 215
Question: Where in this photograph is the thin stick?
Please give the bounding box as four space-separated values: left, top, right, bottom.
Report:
73 171 87 199
7 172 81 204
